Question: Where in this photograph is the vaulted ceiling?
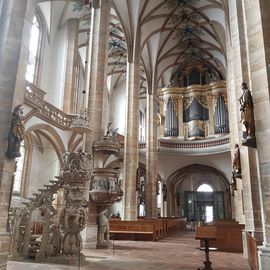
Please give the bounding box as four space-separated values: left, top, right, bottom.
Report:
38 0 229 97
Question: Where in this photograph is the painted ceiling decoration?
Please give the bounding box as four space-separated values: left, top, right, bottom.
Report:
39 0 227 94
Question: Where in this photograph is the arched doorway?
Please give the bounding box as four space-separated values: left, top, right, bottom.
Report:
197 184 214 223
166 164 230 221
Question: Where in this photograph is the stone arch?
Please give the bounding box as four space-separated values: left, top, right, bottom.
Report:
25 124 66 164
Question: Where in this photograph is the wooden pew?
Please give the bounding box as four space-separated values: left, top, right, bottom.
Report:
199 219 244 253
109 218 186 242
137 218 166 239
109 220 157 241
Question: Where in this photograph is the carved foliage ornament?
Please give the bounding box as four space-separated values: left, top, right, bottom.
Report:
164 96 181 116
60 151 93 182
183 95 208 110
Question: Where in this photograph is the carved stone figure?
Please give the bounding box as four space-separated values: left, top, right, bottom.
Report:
136 167 144 191
6 105 25 159
60 207 86 255
230 172 237 195
108 177 116 191
239 82 256 147
162 184 167 201
48 224 61 256
97 208 110 248
92 177 105 190
232 143 241 178
106 122 113 136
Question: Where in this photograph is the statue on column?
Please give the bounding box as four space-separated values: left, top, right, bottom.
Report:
239 82 256 148
230 172 237 195
232 144 242 178
162 184 167 201
6 105 25 159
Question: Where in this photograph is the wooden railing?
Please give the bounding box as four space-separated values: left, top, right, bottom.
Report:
246 231 259 270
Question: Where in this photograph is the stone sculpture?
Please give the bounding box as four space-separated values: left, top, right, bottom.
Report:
239 82 256 147
90 133 124 249
6 105 25 159
230 173 237 195
97 208 110 248
232 144 241 178
162 184 167 201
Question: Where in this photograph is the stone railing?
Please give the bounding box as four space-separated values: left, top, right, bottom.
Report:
24 82 72 130
158 136 230 149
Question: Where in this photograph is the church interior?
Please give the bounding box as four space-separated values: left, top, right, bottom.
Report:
0 0 270 269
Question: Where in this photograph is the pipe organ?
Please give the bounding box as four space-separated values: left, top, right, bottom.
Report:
159 81 229 140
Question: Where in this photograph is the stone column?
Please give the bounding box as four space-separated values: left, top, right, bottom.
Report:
63 19 79 114
123 31 141 220
240 0 270 266
84 0 111 247
22 211 33 258
159 98 164 138
145 90 158 218
227 0 263 240
0 0 36 268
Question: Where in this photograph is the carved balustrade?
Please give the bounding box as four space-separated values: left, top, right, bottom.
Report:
24 81 90 132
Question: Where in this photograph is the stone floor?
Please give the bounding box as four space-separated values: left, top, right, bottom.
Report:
7 231 250 270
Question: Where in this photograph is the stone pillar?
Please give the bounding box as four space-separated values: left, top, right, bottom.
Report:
159 98 165 138
227 0 263 240
22 211 32 258
84 0 111 247
145 91 158 218
240 0 270 267
0 0 36 268
63 19 79 114
123 32 141 220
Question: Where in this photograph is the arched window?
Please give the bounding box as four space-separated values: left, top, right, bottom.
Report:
197 183 213 192
25 14 41 83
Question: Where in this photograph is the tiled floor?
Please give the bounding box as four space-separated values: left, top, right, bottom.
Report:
7 231 250 270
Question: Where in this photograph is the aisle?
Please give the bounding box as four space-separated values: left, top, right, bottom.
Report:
7 231 250 270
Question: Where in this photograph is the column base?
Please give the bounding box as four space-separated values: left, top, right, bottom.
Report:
242 230 248 256
82 224 98 249
259 245 270 270
0 232 11 270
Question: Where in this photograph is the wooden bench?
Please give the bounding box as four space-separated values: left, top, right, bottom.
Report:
109 218 186 241
199 219 244 253
109 220 157 241
137 218 166 239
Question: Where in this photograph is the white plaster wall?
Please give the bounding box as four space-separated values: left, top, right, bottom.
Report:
110 80 126 135
158 151 231 182
40 2 67 108
27 139 59 198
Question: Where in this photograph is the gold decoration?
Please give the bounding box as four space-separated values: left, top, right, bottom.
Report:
164 96 180 116
211 91 228 112
187 120 205 132
183 95 208 110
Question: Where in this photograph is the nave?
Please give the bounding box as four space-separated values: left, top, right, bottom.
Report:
7 231 250 270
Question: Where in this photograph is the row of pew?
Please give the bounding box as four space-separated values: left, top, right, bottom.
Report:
109 217 187 241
